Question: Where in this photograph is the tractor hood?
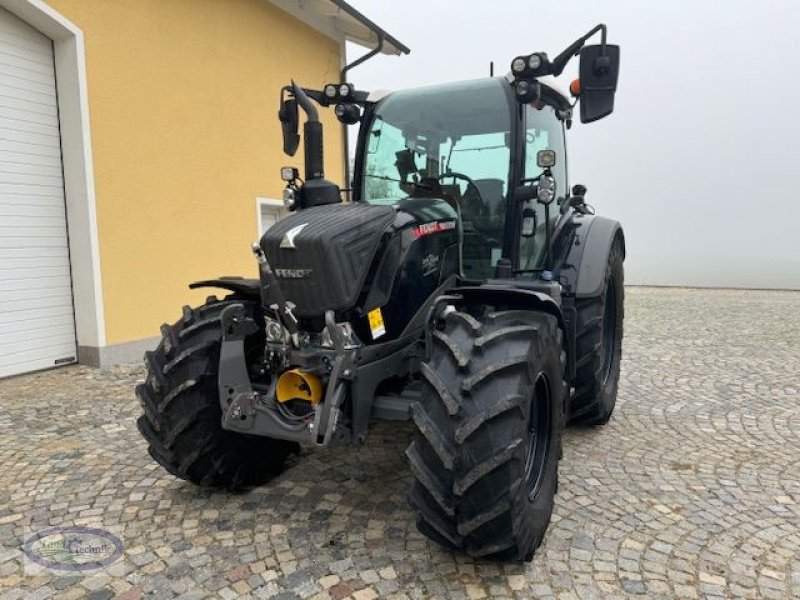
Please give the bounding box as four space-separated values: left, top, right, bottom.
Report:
260 203 395 318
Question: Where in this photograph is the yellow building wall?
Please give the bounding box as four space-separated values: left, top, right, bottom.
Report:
45 0 344 345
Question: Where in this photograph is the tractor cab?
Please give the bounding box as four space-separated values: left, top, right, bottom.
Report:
355 77 572 280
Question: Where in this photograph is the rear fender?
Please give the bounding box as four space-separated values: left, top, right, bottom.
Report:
557 215 625 298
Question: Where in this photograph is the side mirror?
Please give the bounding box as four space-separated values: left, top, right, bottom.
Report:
578 44 620 123
279 97 300 156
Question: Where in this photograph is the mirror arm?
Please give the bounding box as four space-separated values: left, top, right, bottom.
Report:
550 23 607 76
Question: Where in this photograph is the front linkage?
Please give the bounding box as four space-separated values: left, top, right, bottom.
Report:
218 303 355 446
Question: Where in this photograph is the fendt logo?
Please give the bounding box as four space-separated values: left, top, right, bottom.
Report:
413 220 456 238
274 269 313 279
280 223 309 249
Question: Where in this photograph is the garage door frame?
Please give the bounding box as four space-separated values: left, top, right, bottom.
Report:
0 0 104 368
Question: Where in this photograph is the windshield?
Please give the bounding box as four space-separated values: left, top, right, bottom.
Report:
361 78 513 279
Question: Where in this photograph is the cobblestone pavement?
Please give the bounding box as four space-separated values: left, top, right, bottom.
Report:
0 287 798 599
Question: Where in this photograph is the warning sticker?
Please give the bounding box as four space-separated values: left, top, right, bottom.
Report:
368 307 386 339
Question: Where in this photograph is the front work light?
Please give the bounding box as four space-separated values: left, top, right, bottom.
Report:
323 82 356 101
536 150 557 168
528 53 543 70
511 57 526 73
335 103 361 125
280 166 298 182
514 79 540 103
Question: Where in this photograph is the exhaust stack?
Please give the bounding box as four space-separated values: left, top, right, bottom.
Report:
291 81 324 181
289 81 340 208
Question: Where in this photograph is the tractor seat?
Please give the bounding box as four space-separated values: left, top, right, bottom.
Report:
472 178 505 216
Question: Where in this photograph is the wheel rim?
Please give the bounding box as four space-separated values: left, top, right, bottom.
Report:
524 372 552 499
601 278 617 386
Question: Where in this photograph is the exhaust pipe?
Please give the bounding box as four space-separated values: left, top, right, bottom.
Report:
291 81 324 181
288 81 341 208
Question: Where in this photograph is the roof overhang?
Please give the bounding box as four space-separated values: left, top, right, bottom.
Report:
267 0 410 56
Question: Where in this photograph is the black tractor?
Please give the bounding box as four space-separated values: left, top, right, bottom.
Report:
137 25 624 561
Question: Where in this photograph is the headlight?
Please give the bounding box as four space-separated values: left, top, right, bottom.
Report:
511 57 526 73
282 187 296 210
324 84 337 98
537 175 556 204
528 53 542 70
338 84 351 97
265 318 285 342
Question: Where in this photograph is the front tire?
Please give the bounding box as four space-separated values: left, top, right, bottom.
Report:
136 296 297 490
406 308 566 561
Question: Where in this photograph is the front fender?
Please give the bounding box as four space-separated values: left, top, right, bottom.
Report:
432 284 572 380
453 285 565 331
189 277 261 299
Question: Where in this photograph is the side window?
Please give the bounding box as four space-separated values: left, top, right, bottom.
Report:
363 117 409 203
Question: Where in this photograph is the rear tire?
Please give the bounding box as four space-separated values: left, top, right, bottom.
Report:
406 308 566 561
568 238 624 426
136 296 297 490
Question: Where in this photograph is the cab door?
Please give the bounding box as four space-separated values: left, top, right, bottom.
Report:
518 102 568 270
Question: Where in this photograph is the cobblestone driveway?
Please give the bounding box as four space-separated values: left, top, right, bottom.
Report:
0 287 798 599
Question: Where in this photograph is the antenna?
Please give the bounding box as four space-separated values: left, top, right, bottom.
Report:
490 61 494 77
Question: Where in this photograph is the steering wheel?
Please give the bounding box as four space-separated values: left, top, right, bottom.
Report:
438 172 500 244
438 172 484 210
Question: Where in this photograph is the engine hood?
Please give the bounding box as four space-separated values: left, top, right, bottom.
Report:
260 203 395 318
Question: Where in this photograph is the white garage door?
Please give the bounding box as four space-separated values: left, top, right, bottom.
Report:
0 7 76 378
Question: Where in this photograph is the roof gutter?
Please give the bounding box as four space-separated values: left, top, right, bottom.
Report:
329 0 411 56
330 1 409 198
341 34 383 81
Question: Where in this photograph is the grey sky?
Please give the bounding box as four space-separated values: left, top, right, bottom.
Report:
341 0 800 289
